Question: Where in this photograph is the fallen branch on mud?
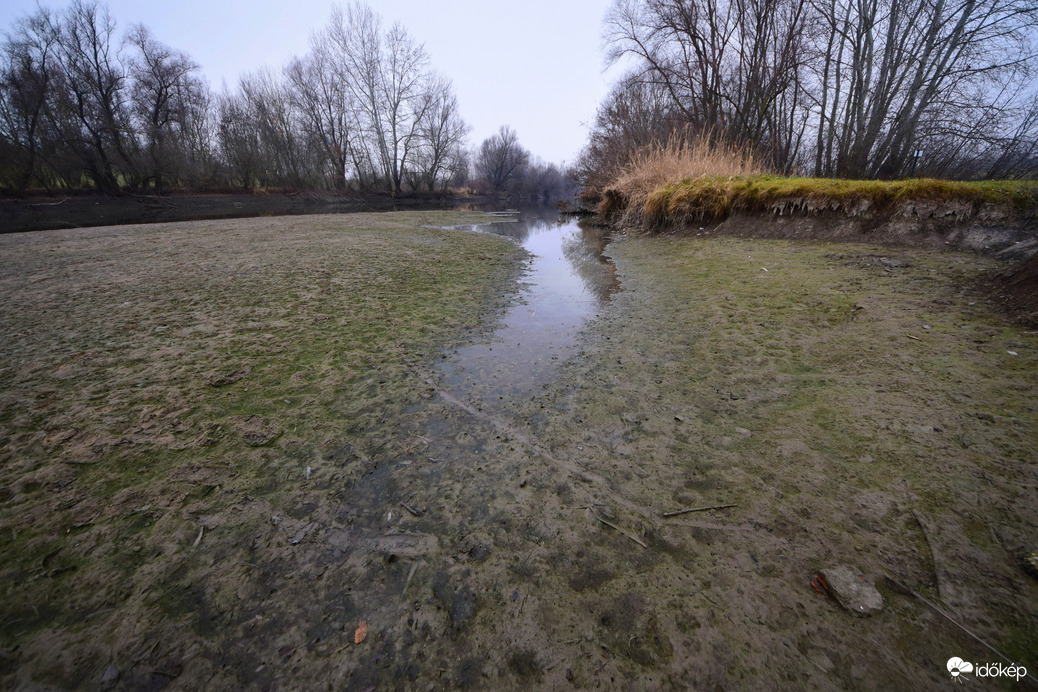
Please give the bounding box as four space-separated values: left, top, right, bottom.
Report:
591 512 647 548
662 503 737 518
911 509 945 602
883 573 1038 684
402 361 656 523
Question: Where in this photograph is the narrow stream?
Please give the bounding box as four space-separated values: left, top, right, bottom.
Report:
346 210 619 522
436 209 620 410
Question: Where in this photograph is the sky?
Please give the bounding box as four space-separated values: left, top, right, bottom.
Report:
0 0 623 166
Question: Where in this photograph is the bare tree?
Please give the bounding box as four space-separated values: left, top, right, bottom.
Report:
602 0 1038 179
57 0 138 191
1 2 219 193
176 76 218 189
410 75 468 191
474 125 530 191
286 50 352 189
327 2 437 193
517 158 573 201
808 0 1038 178
126 25 204 193
0 0 476 193
239 68 321 188
575 73 682 194
606 0 810 172
216 91 261 190
0 7 61 192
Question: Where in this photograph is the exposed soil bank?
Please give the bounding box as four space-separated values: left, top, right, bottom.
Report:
690 208 1037 260
988 252 1038 327
598 193 1037 258
596 175 1038 259
601 196 1038 326
680 209 1038 327
0 191 517 234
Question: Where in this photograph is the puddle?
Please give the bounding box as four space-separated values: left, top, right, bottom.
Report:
436 210 619 408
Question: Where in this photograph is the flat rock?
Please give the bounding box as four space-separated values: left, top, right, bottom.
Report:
820 565 884 617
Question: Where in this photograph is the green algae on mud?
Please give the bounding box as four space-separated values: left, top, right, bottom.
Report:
513 235 1038 687
0 211 527 686
0 212 1036 689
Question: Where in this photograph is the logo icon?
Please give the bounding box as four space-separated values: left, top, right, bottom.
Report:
947 657 974 681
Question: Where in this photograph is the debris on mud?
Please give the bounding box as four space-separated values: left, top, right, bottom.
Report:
207 368 251 387
369 531 438 560
817 565 885 617
1026 551 1038 579
353 620 368 644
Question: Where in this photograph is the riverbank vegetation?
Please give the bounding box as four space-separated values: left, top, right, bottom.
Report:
642 176 1038 227
0 1 571 200
592 129 1037 228
577 0 1038 213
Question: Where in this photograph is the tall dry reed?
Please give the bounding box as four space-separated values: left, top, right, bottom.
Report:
601 133 765 225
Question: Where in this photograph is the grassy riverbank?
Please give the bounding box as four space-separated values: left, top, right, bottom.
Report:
598 173 1038 228
589 135 1038 230
639 176 1038 227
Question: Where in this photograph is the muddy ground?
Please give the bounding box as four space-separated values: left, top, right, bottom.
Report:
0 212 1036 690
989 252 1038 328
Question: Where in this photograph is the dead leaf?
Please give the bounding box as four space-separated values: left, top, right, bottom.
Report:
354 620 367 644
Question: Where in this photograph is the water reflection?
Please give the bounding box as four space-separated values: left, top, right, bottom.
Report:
562 225 620 303
437 210 619 408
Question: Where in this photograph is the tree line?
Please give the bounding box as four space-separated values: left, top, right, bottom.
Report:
0 0 568 198
578 0 1038 189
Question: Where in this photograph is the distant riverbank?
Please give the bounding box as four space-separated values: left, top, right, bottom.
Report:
0 191 530 234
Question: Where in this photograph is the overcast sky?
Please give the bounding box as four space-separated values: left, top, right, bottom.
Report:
0 0 622 166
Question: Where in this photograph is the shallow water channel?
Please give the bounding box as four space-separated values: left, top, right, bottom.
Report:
347 210 619 541
437 210 619 409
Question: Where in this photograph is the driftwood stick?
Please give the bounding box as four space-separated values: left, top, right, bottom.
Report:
29 197 68 207
884 573 1037 683
911 510 944 602
403 559 421 593
662 504 737 518
593 514 647 548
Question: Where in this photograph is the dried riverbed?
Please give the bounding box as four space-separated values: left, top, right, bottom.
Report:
1 211 1036 689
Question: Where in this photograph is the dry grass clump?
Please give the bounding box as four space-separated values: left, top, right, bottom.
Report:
599 134 765 226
